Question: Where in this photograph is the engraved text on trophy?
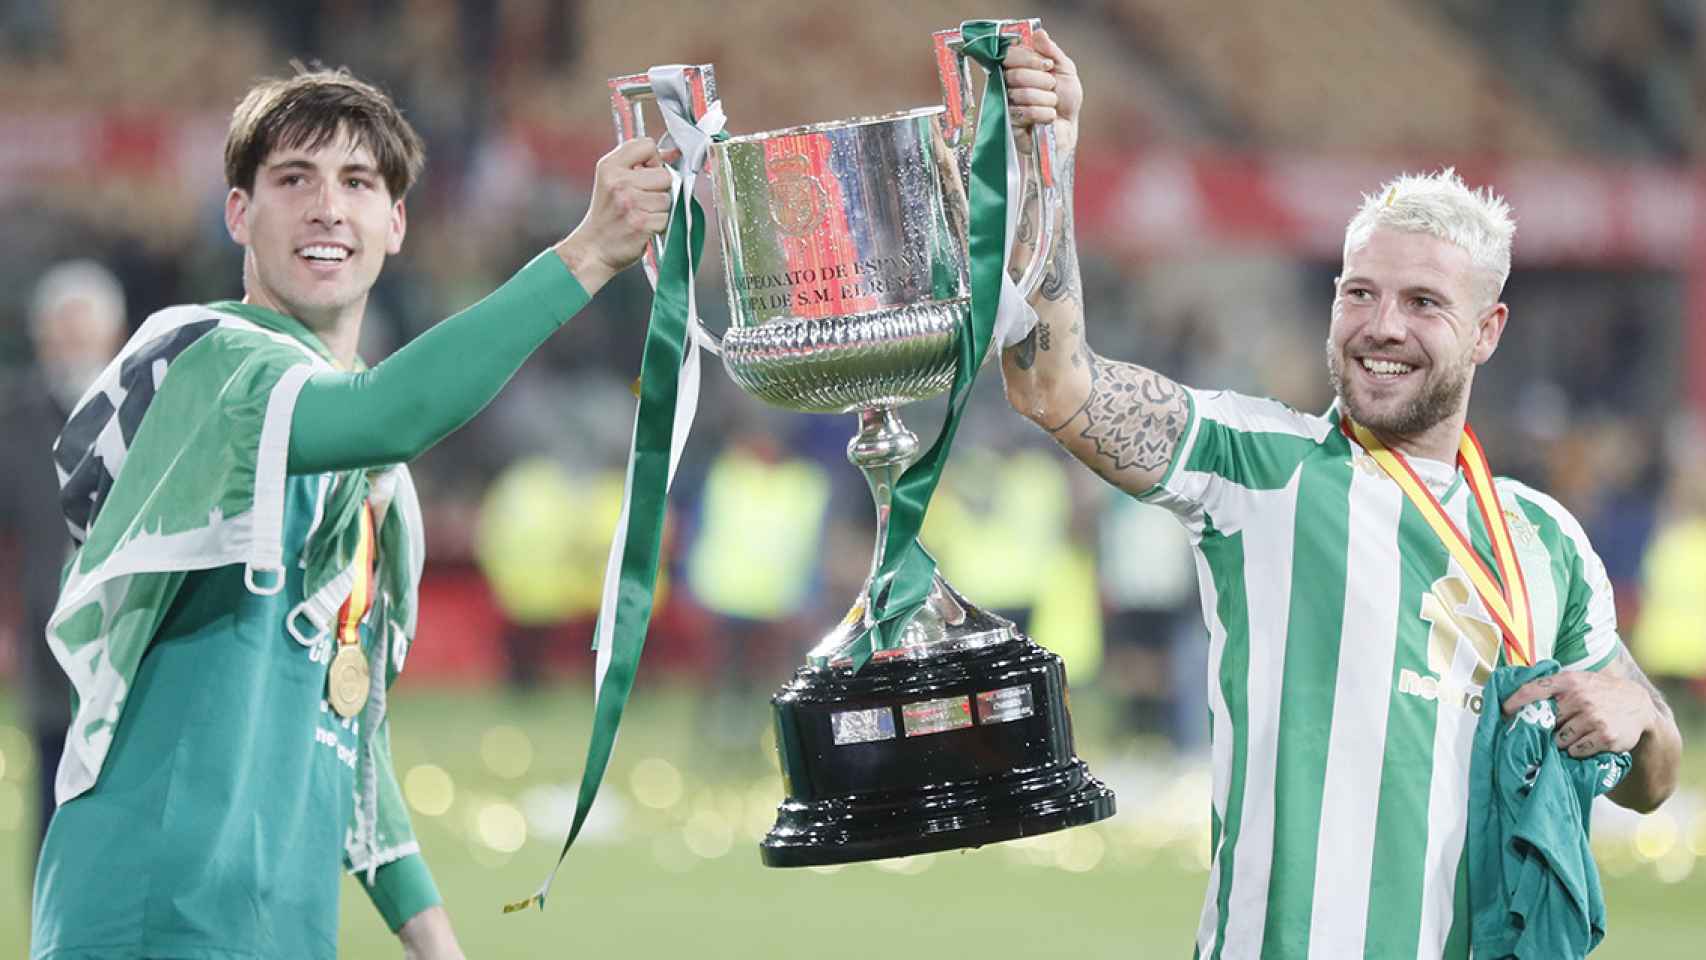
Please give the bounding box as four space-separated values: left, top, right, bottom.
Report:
729 254 920 315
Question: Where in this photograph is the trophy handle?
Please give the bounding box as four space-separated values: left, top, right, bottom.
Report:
932 20 1059 300
607 65 718 305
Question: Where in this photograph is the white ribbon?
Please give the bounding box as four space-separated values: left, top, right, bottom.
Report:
993 74 1041 349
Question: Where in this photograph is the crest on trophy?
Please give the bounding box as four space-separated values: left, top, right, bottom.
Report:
765 154 828 238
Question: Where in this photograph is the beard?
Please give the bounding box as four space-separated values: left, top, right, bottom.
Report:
1326 337 1471 438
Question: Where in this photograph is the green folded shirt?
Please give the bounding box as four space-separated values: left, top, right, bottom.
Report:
1468 660 1632 959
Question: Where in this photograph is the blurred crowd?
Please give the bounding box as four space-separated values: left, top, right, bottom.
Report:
2 0 1705 777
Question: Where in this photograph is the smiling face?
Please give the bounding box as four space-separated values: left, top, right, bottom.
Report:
1327 227 1507 456
224 126 405 338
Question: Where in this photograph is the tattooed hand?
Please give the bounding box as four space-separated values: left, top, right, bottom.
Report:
1502 646 1684 813
1002 29 1081 156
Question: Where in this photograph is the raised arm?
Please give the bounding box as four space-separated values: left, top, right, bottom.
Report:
288 139 673 474
999 33 1190 497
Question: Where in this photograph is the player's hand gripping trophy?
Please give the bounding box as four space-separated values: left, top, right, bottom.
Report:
606 19 1115 867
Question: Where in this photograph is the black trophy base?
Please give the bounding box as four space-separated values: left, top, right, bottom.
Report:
761 637 1116 867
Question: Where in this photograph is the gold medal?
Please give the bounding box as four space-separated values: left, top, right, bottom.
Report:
328 644 371 718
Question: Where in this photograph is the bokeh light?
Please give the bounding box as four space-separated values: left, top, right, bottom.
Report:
1056 828 1106 872
519 784 576 840
0 727 31 780
744 777 781 839
477 801 529 854
630 757 684 810
1634 813 1679 862
683 808 733 859
479 725 533 780
1593 834 1637 878
0 781 22 832
1655 845 1696 884
404 764 455 816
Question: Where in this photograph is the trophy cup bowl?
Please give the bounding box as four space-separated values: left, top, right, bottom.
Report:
611 20 1115 867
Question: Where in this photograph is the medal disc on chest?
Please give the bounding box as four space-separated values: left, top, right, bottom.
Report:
328 645 371 718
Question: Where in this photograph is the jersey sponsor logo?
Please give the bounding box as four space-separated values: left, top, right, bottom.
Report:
1398 573 1499 714
313 720 358 769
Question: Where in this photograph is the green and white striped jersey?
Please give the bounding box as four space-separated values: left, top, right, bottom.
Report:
1140 389 1622 960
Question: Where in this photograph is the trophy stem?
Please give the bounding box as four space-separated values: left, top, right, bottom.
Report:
803 407 918 667
806 406 996 668
846 406 917 585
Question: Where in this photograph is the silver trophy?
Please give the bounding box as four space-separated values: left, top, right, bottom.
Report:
612 19 1114 867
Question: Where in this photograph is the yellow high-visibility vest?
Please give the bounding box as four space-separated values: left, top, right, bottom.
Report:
686 449 831 620
1633 518 1706 677
922 448 1070 610
475 457 630 625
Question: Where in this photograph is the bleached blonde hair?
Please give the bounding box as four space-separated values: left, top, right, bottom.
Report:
1343 168 1516 303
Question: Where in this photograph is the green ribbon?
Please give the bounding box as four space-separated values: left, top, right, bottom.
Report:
507 183 706 913
858 20 1016 666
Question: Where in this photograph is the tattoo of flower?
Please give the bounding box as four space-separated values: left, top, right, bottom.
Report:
1071 359 1189 473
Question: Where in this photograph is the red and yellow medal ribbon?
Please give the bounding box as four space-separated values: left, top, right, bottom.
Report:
336 505 377 648
1345 418 1535 668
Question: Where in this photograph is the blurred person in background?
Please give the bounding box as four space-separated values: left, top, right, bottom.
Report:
1000 32 1682 957
1631 448 1706 727
1096 491 1205 758
922 442 1071 637
1026 463 1106 683
0 260 126 873
684 419 831 755
30 64 673 960
474 455 622 691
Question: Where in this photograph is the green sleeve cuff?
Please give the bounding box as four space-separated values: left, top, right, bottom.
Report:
363 852 443 933
474 248 591 331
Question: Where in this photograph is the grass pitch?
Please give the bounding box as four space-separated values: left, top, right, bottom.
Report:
2 683 1702 957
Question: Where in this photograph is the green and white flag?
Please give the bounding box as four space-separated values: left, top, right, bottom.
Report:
46 302 424 875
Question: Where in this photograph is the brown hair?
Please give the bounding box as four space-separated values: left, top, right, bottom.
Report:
224 63 425 198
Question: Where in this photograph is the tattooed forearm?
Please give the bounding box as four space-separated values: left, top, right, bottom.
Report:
1039 146 1080 304
1010 179 1040 283
1611 648 1675 721
1013 325 1039 371
1603 644 1684 812
1054 356 1188 473
1015 179 1040 247
1045 343 1102 434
